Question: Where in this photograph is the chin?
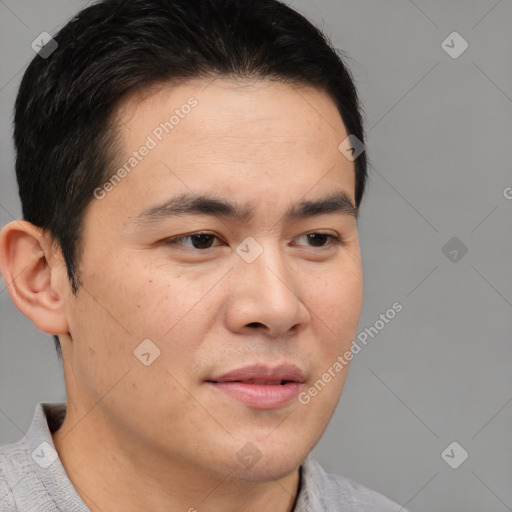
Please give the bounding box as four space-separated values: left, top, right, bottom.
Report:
231 460 301 483
224 442 306 483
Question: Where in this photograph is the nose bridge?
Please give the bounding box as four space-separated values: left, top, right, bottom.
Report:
230 236 309 335
237 237 296 300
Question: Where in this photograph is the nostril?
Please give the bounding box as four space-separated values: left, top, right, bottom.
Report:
247 322 264 328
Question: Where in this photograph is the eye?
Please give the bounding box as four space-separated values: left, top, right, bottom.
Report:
164 232 222 249
293 232 342 248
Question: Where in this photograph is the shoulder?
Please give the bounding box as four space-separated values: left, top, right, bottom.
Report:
0 432 31 511
297 455 407 512
0 402 69 512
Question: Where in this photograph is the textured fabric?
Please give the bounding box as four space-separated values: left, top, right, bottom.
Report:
0 403 408 511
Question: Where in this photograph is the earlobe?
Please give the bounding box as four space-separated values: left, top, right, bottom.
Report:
0 220 69 335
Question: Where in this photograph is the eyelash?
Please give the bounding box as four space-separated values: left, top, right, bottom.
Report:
163 231 343 250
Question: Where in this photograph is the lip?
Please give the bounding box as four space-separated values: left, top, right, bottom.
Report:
205 364 306 409
208 363 306 384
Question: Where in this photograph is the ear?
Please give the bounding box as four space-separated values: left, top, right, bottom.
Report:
0 220 69 335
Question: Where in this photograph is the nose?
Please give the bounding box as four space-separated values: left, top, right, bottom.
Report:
224 242 311 338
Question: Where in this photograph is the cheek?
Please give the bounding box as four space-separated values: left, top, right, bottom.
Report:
67 286 205 419
297 269 362 421
81 248 207 339
127 271 221 343
310 264 363 333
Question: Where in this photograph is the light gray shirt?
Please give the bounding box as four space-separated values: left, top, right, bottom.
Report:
0 403 408 511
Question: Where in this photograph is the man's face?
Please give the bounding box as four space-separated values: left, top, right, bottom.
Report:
62 78 363 480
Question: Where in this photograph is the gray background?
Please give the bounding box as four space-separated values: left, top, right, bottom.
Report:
1 1 511 510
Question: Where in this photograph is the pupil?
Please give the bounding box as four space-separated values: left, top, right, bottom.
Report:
308 233 327 246
192 234 213 249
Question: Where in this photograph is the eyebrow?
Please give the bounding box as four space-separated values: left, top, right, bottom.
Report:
134 190 358 225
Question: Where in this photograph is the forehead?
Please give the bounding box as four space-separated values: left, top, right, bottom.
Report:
114 76 350 165
96 77 356 227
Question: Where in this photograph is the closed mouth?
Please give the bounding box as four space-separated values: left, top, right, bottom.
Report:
208 379 295 385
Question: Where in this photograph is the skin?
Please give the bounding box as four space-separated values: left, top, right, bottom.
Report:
0 77 363 512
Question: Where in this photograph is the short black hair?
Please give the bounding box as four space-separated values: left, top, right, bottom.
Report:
14 0 367 359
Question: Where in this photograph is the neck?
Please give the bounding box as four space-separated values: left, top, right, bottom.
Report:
51 402 301 512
